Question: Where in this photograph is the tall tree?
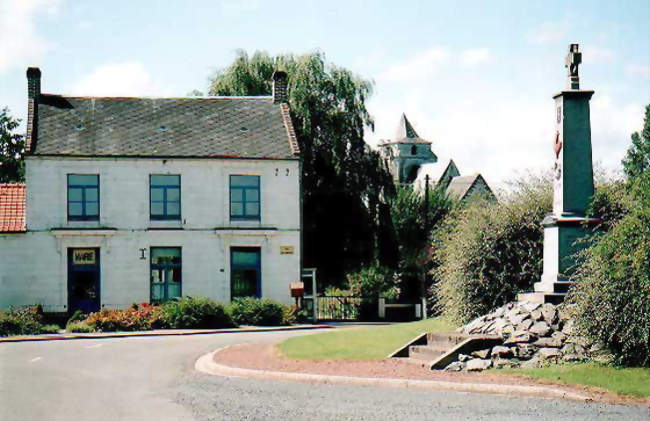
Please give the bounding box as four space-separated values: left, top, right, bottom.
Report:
0 107 25 183
209 50 396 284
622 104 650 183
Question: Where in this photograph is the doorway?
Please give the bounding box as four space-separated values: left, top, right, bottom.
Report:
68 248 100 313
230 247 261 299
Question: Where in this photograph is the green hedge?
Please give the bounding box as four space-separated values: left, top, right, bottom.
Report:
0 305 58 336
230 297 292 326
433 175 551 323
156 297 235 329
570 190 650 367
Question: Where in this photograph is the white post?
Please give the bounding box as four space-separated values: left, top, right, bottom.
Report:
378 298 386 319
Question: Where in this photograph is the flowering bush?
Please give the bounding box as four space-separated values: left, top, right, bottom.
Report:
85 303 161 332
346 265 400 299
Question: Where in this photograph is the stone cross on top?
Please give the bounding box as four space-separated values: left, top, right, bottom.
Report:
565 43 582 89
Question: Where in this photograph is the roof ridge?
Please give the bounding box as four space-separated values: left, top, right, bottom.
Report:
40 93 273 101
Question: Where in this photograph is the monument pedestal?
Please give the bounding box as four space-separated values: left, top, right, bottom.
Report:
519 44 601 304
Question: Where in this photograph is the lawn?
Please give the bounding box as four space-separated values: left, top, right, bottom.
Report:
278 317 457 360
501 363 650 398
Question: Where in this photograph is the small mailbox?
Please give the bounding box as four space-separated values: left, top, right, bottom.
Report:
290 282 304 297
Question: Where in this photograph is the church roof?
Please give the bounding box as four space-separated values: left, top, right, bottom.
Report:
380 113 431 145
446 173 495 201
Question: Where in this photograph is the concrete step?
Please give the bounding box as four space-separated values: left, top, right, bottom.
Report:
534 281 576 294
426 332 468 348
408 344 449 360
517 291 566 305
429 335 503 369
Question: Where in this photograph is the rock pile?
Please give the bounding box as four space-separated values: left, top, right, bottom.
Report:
444 301 608 372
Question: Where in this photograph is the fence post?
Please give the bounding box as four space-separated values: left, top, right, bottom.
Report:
378 298 386 319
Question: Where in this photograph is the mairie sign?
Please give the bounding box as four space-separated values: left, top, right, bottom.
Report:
72 249 96 265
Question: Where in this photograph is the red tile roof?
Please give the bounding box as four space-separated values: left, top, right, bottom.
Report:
0 183 26 233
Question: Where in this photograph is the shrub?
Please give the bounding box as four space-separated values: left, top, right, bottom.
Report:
346 264 400 299
0 305 51 336
569 203 650 367
156 297 235 329
433 173 552 323
230 298 290 326
85 304 159 332
66 320 95 333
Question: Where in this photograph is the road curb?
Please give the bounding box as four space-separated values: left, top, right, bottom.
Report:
0 324 332 343
195 348 592 402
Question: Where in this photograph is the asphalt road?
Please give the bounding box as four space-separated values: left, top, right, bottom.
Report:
0 330 648 421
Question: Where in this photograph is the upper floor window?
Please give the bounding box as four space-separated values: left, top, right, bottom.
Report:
68 174 99 221
230 175 260 221
411 145 417 155
150 175 180 220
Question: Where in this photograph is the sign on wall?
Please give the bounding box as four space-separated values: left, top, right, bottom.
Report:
280 246 294 255
72 249 96 265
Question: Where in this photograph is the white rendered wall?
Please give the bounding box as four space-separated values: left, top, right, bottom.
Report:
0 157 301 311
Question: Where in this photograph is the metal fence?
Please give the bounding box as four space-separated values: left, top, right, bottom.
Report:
316 296 378 321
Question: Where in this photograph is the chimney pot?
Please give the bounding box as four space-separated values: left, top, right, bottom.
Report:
272 70 288 104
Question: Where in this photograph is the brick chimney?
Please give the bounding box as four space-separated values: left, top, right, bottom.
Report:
26 67 41 154
272 71 288 104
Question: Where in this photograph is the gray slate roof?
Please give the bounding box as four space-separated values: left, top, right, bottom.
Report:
446 174 494 201
32 95 300 159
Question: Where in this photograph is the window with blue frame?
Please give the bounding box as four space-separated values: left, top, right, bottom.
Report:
150 175 180 220
68 174 99 221
150 247 182 303
231 247 261 298
230 175 260 220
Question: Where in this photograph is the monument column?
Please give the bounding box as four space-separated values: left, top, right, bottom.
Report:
523 44 600 303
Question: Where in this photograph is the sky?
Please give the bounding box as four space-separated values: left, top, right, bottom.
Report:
1 0 649 189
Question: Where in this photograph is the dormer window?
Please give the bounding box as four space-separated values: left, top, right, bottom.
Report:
411 145 417 155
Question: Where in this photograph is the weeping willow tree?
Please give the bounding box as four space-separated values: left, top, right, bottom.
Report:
209 50 398 285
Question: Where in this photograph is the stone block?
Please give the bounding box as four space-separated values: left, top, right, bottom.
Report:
493 358 521 369
515 343 537 359
491 346 513 358
471 349 491 359
530 309 544 321
516 318 534 331
538 347 560 360
504 331 534 344
561 319 574 335
445 361 465 371
530 321 551 337
520 356 541 369
541 303 558 324
551 331 567 344
466 358 492 372
533 337 562 348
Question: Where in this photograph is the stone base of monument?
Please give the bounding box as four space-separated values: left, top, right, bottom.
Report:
516 291 567 305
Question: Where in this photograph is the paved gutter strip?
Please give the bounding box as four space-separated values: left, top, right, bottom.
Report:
0 324 332 343
195 348 592 402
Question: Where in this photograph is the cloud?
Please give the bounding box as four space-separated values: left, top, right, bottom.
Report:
583 45 614 64
625 64 650 78
460 48 489 66
377 47 449 83
531 21 568 44
367 91 640 190
70 62 166 97
0 0 59 73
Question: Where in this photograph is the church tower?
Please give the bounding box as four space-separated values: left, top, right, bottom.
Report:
378 114 437 184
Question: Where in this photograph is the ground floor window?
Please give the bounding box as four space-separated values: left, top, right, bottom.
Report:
231 247 261 298
150 247 182 303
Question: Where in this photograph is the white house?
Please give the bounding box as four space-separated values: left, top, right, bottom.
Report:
0 68 302 313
